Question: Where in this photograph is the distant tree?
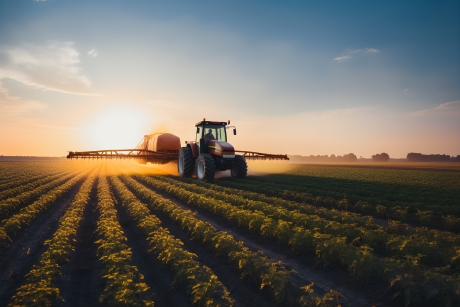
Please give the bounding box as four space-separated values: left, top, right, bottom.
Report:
452 155 460 162
342 153 358 162
372 153 390 162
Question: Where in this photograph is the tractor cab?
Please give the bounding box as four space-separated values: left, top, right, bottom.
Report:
178 119 246 181
195 120 233 154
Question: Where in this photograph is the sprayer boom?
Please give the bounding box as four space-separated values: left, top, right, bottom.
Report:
67 149 288 161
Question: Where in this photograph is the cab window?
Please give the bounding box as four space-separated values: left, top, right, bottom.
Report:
202 125 227 143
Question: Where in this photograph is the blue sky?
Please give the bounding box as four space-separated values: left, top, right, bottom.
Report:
0 0 459 157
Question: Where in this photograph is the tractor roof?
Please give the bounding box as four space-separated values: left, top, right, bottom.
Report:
195 120 227 127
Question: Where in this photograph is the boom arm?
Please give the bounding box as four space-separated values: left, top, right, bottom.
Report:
67 149 289 161
67 149 177 164
236 151 289 160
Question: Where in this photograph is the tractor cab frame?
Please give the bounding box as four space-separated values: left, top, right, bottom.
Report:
195 121 228 154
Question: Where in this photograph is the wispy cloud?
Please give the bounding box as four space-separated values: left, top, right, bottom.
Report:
333 47 380 61
333 55 352 62
0 41 100 95
411 100 460 116
365 48 379 53
87 48 98 57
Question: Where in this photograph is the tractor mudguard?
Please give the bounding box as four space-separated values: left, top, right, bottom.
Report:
187 143 199 159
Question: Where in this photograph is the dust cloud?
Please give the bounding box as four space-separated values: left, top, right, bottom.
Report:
246 161 295 176
84 159 292 178
96 159 178 176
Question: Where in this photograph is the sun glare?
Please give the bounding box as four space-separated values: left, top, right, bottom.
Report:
87 107 149 150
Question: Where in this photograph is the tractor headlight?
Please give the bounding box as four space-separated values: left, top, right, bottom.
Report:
223 155 235 159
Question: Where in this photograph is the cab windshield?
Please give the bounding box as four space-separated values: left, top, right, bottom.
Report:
197 124 227 143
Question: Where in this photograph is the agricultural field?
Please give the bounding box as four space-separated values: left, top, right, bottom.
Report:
0 161 459 307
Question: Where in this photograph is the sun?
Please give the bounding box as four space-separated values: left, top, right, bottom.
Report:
87 106 149 150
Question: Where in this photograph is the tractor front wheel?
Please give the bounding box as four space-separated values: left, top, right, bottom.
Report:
196 154 215 181
231 155 247 178
178 147 194 177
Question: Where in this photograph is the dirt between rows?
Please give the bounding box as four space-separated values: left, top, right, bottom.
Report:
0 178 86 307
134 177 392 307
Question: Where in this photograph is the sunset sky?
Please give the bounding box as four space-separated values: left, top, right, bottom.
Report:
0 0 459 158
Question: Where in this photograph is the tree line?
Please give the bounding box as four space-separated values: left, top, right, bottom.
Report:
407 153 460 162
289 152 460 162
290 153 358 162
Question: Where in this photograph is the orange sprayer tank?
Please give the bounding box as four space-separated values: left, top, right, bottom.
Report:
137 133 181 152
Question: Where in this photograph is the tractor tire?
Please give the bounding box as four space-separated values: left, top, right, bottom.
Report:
178 147 195 178
196 154 215 181
231 155 247 178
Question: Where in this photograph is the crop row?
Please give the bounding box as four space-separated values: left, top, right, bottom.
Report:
175 177 376 228
221 176 460 233
119 174 347 306
207 179 460 247
108 173 235 307
167 176 460 268
0 170 69 201
227 175 460 230
0 163 52 183
0 162 74 184
95 170 154 306
135 174 460 307
0 167 67 192
0 169 90 251
7 168 98 306
117 174 320 305
0 168 89 221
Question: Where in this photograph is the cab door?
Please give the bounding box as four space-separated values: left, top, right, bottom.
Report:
195 125 206 154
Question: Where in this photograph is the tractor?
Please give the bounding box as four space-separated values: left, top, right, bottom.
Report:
178 119 246 181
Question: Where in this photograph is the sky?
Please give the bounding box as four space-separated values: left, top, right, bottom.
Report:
0 0 459 158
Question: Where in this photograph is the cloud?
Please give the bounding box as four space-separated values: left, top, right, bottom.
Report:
333 47 380 61
0 41 100 95
333 55 352 62
87 48 98 57
411 100 460 116
0 81 48 119
365 48 379 53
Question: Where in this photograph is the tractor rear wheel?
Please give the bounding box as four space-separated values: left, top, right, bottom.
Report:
178 147 194 177
231 155 247 178
196 154 215 181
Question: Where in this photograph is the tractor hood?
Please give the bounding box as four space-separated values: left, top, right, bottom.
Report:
208 140 235 158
